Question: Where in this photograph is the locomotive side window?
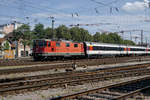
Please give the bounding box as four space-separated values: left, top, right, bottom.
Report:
74 44 78 48
56 42 60 47
48 42 51 47
66 43 70 47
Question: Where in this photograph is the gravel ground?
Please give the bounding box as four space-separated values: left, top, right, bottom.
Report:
0 75 150 100
1 61 150 100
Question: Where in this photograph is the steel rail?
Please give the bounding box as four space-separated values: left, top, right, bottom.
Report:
0 66 149 88
0 68 150 95
112 86 150 100
51 76 150 100
0 62 149 83
0 56 150 67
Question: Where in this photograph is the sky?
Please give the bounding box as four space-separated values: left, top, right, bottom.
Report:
0 0 150 43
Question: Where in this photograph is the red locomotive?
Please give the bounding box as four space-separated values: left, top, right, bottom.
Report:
33 39 85 60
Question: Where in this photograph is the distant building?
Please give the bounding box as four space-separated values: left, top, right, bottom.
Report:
17 39 31 57
0 21 22 36
0 22 31 59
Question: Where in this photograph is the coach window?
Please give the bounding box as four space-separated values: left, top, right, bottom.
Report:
66 43 70 47
74 44 78 48
48 42 51 47
56 42 60 47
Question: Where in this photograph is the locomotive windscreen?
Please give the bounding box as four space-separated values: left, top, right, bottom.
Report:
33 40 47 47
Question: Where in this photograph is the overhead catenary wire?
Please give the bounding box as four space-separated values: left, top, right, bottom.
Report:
19 0 73 16
90 0 120 14
0 0 75 24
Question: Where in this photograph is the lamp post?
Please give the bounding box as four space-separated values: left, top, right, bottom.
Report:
49 17 55 39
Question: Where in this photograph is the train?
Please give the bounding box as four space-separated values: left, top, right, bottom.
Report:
32 39 150 60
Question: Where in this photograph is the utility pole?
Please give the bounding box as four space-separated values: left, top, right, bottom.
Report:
15 40 18 58
134 36 138 44
120 31 124 40
130 31 132 41
146 37 148 46
141 30 143 46
49 17 55 39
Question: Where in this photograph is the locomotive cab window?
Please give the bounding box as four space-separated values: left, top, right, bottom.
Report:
48 42 51 47
38 41 46 47
66 43 70 47
74 44 78 48
56 42 60 47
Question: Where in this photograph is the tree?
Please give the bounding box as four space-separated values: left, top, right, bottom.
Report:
12 24 31 57
45 27 53 39
69 27 92 42
93 32 101 42
107 33 123 44
80 28 90 41
123 40 135 45
99 33 109 43
56 25 71 40
93 32 135 45
33 23 45 39
70 27 81 41
3 41 10 50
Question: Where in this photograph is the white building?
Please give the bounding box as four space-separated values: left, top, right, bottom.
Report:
0 21 22 37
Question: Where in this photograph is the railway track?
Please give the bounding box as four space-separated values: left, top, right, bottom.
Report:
0 56 150 67
1 62 150 83
1 63 150 96
0 63 73 75
52 76 150 100
0 58 150 75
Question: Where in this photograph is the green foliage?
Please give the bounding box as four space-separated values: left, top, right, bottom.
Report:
123 40 135 45
70 27 81 41
3 41 10 50
92 32 135 45
56 25 71 40
69 27 92 42
11 24 32 56
93 32 101 42
33 23 45 39
45 27 53 39
10 23 135 48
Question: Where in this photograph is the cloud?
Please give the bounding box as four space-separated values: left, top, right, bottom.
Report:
122 0 149 12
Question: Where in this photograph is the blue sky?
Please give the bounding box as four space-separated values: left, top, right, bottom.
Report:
0 0 150 43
